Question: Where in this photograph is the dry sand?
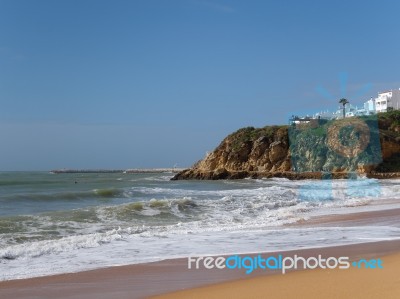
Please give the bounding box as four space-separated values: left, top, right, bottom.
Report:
152 252 400 299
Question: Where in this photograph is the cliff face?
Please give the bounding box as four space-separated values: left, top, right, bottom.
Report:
172 126 289 180
173 112 400 180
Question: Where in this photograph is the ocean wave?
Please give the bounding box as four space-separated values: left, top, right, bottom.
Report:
3 225 400 281
1 176 398 264
96 197 199 221
0 188 128 203
93 188 124 198
0 227 130 260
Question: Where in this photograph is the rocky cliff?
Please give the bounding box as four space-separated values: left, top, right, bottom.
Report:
172 111 400 180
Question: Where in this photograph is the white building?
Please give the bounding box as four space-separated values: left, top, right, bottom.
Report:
333 104 364 118
294 87 400 123
375 89 400 113
313 110 335 119
364 97 376 114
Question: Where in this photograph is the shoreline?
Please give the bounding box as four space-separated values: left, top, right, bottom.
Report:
1 206 400 299
295 206 400 227
171 170 400 180
151 250 400 299
1 240 399 299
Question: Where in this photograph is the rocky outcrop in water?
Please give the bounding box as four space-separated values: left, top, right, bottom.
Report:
172 111 400 180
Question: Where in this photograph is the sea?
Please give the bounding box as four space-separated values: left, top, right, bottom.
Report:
1 171 400 281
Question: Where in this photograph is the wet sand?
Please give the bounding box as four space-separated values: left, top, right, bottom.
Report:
1 207 399 299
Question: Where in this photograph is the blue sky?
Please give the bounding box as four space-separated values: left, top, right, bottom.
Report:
1 0 400 170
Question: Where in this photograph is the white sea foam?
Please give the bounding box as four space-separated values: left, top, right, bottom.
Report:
2 225 400 281
1 175 400 281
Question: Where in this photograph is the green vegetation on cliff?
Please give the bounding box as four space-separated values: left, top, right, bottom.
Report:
172 111 400 180
227 126 286 152
288 115 382 172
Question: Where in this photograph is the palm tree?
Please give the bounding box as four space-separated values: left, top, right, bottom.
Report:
339 98 349 118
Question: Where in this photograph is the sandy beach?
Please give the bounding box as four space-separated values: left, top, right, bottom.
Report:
152 251 400 299
1 206 400 299
1 240 399 299
3 0 400 298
